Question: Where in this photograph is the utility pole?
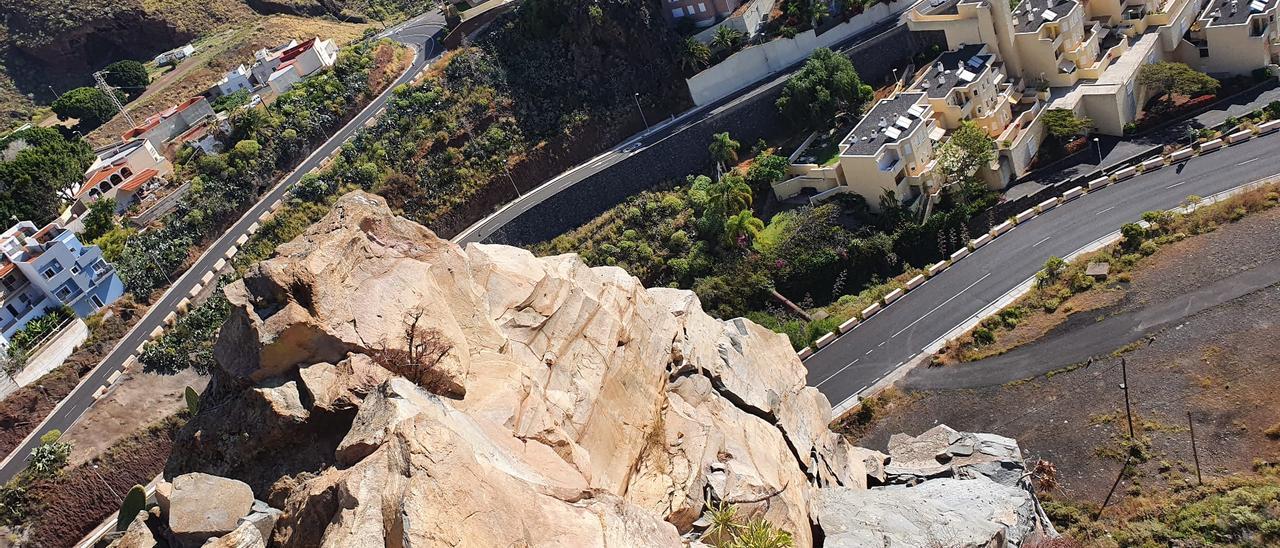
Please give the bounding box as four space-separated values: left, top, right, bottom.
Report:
1188 411 1203 486
633 92 649 129
93 71 136 127
1120 357 1135 439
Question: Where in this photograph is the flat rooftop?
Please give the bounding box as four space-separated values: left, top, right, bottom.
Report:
1012 0 1079 33
913 44 991 98
1202 0 1276 26
917 0 966 15
841 92 928 157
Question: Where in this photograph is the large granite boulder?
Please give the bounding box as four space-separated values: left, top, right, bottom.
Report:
169 473 255 547
162 192 1052 547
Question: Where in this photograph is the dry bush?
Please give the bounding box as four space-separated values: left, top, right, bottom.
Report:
369 308 464 398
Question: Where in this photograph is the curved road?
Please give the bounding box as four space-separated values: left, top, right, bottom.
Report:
0 11 448 484
803 133 1280 411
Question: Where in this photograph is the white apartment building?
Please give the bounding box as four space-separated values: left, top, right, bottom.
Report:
1181 0 1280 75
0 222 125 348
209 64 254 98
261 38 339 96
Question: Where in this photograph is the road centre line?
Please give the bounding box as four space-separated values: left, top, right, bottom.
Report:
815 359 861 388
1032 236 1051 247
889 272 993 339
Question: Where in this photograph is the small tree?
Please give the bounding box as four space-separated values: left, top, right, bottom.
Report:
936 121 995 183
81 197 118 242
709 132 741 168
52 87 119 131
103 60 150 98
744 152 789 190
1041 108 1092 140
711 26 744 51
723 209 765 247
370 308 460 398
1138 62 1220 100
678 37 712 73
776 48 873 129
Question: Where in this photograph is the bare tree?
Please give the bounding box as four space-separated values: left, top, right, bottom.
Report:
370 308 463 398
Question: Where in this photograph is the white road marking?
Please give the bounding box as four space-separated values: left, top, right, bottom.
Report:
856 385 868 393
890 272 993 339
1166 181 1186 189
1032 235 1051 247
1237 157 1260 166
815 358 861 387
865 349 874 355
1095 206 1115 216
877 341 885 347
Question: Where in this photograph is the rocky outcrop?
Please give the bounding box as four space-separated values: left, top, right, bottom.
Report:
169 473 256 547
165 191 1052 547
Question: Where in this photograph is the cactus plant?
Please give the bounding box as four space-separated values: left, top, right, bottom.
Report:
116 484 146 531
184 386 199 415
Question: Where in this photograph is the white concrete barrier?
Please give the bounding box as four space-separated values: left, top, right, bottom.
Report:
1199 138 1223 152
177 298 190 314
235 234 249 246
213 258 227 271
814 332 837 348
1014 208 1037 224
225 246 238 259
1061 186 1085 202
882 287 905 305
1087 177 1110 190
969 233 993 250
1169 148 1194 162
247 222 260 235
797 347 813 359
905 274 926 290
188 284 202 298
926 261 948 277
950 247 970 262
149 327 164 340
990 220 1013 237
200 272 214 285
1140 157 1165 172
163 312 177 326
860 302 882 320
838 316 859 333
1114 166 1137 180
1226 130 1252 144
107 370 122 384
1035 198 1058 213
1259 120 1280 134
92 386 108 400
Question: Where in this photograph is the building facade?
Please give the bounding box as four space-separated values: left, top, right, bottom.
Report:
121 96 216 152
663 0 742 27
835 92 941 208
0 222 125 348
263 38 340 95
1182 0 1280 76
68 139 173 217
209 64 254 98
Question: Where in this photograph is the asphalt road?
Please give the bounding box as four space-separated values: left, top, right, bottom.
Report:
804 133 1280 411
0 11 447 484
453 11 911 244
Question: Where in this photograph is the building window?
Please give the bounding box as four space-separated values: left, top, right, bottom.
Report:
672 7 684 16
91 295 105 309
5 304 16 317
1199 48 1209 58
698 2 707 12
42 260 62 279
70 264 81 276
1 274 15 290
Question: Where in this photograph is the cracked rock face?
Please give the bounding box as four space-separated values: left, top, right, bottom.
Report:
167 192 1049 547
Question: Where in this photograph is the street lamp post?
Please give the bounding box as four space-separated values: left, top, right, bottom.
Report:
633 93 649 129
91 464 122 502
504 166 520 198
1093 137 1102 165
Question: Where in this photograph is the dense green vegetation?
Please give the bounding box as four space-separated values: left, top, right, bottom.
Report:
1 306 75 373
116 39 402 296
139 290 228 375
0 127 94 225
776 48 873 129
51 87 120 132
102 60 149 99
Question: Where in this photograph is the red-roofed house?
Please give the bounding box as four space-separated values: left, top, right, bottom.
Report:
68 140 172 217
121 96 215 151
265 37 339 95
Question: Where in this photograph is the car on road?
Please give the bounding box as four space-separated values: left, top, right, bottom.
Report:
621 141 643 153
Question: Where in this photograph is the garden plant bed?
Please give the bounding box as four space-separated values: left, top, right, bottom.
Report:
840 194 1280 545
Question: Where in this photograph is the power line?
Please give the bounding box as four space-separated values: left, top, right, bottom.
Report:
92 70 136 127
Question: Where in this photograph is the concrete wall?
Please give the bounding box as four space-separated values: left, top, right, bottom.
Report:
687 0 920 106
483 24 946 245
693 0 775 42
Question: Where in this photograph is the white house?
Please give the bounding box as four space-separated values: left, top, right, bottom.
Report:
154 44 196 66
208 64 254 98
68 139 173 217
264 38 340 95
0 221 125 348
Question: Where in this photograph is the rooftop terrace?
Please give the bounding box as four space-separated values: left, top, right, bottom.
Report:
1012 0 1079 33
841 93 929 156
1201 0 1276 26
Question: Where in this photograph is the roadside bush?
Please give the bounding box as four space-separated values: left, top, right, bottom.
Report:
972 327 995 345
1138 240 1160 256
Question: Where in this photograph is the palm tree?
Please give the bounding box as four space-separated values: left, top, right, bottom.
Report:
723 209 765 247
711 26 743 51
709 175 753 217
678 37 712 73
708 132 741 168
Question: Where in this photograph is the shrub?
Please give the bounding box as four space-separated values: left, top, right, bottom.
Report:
1138 240 1159 256
972 327 996 345
1043 297 1062 312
